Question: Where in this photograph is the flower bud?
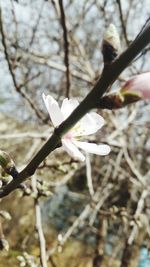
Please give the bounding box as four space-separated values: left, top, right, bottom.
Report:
96 92 124 109
0 150 18 178
102 24 121 64
96 91 141 110
121 72 150 99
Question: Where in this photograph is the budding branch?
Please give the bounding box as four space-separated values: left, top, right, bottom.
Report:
0 20 150 198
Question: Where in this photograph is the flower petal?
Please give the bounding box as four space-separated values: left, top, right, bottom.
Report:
42 93 64 127
61 98 79 119
73 141 111 155
72 112 105 137
62 139 85 161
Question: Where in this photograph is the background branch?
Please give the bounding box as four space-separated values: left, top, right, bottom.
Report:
116 0 129 45
58 0 71 98
0 7 45 122
32 176 48 267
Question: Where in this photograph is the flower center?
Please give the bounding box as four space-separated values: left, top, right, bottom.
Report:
64 121 86 141
65 132 73 140
72 123 85 136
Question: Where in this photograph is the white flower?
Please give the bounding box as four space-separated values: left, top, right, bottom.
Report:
43 93 110 161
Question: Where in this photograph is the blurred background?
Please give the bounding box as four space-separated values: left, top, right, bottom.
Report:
0 0 150 266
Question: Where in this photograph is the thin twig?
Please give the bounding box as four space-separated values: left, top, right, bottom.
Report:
89 184 113 226
116 0 129 45
0 132 49 140
86 153 94 197
29 1 45 48
123 146 145 185
32 176 48 267
58 0 71 98
53 204 91 249
128 189 148 245
52 0 94 82
19 49 92 83
0 7 45 122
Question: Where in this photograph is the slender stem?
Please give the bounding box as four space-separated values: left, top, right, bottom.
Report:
58 0 71 98
116 0 129 45
32 176 48 267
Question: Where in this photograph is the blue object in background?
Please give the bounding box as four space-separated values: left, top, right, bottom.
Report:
139 247 150 267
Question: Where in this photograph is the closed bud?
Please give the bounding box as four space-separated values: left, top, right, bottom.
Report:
102 24 121 64
96 90 142 110
96 92 124 109
121 72 150 99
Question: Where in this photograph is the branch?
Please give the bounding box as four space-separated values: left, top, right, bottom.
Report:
86 153 94 197
0 7 45 122
58 0 71 97
32 176 48 267
35 203 48 267
0 20 150 198
116 0 129 45
18 49 92 83
128 189 148 245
